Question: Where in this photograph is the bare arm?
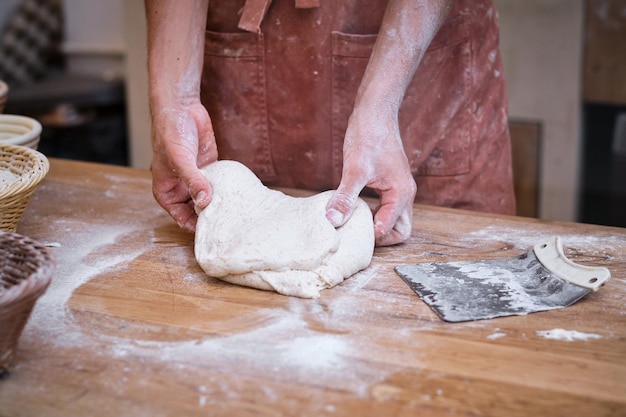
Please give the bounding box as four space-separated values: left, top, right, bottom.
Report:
145 0 216 232
356 0 452 107
326 0 453 246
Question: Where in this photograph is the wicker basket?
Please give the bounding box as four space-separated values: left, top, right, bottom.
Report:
0 144 49 232
0 232 55 376
0 115 42 149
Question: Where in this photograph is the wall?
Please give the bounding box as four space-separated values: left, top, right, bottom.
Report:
584 0 626 105
124 1 151 169
495 0 585 222
63 0 125 79
0 0 21 32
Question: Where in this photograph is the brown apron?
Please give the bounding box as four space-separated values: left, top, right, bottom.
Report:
200 0 516 215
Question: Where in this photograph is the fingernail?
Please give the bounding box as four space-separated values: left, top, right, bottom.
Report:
326 208 344 227
195 191 208 206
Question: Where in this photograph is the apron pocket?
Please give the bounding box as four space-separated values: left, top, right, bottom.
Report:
402 18 472 177
202 30 276 180
332 17 472 180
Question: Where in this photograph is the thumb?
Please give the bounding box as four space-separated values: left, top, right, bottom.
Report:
180 164 212 210
325 179 366 228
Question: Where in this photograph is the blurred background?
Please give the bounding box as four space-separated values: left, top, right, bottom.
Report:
0 0 624 227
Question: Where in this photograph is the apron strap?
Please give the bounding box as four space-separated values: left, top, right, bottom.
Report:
238 0 320 33
238 0 273 33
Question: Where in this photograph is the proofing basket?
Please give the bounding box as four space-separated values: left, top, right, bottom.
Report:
0 144 49 232
0 115 42 150
0 232 55 376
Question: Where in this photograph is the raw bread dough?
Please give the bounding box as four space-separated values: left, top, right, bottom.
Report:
194 160 374 298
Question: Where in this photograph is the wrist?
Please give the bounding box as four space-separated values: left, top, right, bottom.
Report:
149 78 201 111
354 78 404 112
351 96 400 122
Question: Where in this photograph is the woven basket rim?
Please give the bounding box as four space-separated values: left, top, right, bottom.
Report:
0 115 42 146
0 260 54 307
0 232 55 373
0 144 49 199
0 114 40 125
0 232 55 307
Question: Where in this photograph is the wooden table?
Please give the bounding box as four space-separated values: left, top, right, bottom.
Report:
1 158 625 417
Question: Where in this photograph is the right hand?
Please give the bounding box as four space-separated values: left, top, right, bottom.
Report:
325 103 417 246
150 101 218 232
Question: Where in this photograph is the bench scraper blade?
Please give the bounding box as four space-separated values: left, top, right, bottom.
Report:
394 236 611 322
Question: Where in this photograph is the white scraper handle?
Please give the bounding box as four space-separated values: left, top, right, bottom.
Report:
533 236 611 291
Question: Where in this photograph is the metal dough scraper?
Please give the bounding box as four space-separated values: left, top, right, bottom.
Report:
394 236 611 322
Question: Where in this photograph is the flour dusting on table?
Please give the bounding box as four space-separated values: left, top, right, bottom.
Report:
465 224 625 261
19 204 407 400
536 328 603 342
14 176 625 411
487 331 506 340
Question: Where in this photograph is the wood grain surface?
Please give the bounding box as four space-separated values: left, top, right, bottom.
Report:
1 158 625 417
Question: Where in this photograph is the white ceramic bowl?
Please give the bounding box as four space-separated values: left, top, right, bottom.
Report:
0 115 42 150
0 81 7 113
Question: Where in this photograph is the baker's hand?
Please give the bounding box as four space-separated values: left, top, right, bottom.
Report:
325 106 417 246
150 102 217 232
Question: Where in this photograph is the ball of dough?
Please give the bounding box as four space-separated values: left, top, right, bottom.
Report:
194 160 374 298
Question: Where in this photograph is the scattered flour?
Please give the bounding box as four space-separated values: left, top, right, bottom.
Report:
43 242 61 248
13 176 624 410
26 221 148 346
487 331 506 340
19 208 408 400
465 224 625 262
536 328 603 342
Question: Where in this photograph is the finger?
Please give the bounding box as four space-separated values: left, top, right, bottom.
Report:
191 105 218 168
169 198 198 232
187 169 212 209
152 177 198 232
374 204 412 246
167 148 213 210
326 177 367 227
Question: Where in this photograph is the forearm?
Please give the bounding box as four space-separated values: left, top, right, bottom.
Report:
145 0 209 112
355 0 452 111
